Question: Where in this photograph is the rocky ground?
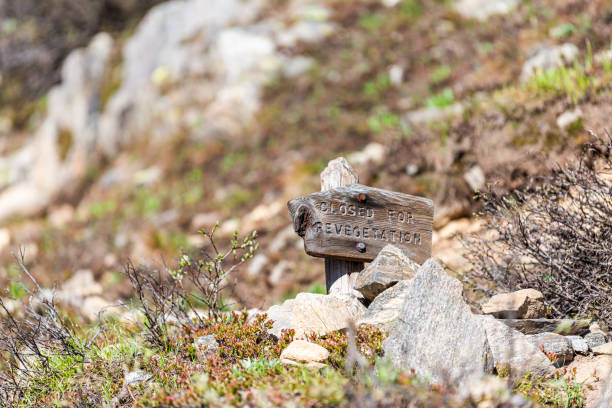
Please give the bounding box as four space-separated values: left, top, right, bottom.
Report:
0 0 611 406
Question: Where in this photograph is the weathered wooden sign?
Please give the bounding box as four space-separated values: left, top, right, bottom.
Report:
288 184 434 264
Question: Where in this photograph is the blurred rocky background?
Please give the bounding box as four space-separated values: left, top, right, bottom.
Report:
0 0 611 315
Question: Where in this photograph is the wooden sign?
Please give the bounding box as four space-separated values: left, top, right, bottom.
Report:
288 184 434 264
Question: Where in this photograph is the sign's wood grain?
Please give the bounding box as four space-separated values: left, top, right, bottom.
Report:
288 184 434 264
319 158 363 294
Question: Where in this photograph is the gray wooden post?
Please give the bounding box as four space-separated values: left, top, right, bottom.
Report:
320 158 364 294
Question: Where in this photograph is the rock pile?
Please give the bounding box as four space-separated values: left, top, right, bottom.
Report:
268 244 605 387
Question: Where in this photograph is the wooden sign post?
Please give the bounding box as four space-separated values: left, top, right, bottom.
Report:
288 158 434 294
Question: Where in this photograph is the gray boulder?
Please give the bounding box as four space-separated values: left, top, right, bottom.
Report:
357 279 412 332
194 334 219 360
354 244 419 302
585 332 607 350
526 333 573 366
481 315 555 380
382 259 494 386
566 336 589 354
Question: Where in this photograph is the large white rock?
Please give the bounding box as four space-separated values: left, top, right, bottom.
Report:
266 292 366 338
382 259 494 386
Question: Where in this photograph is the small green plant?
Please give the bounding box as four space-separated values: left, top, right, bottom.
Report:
89 199 117 219
550 22 576 39
367 111 400 133
358 13 386 32
515 372 584 407
126 223 259 349
400 0 423 18
429 65 452 85
425 87 454 108
363 73 392 99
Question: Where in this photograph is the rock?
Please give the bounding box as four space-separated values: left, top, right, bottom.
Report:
280 340 329 363
521 43 579 81
462 375 515 406
404 103 464 125
499 318 590 335
347 143 387 165
191 213 219 230
124 370 152 388
81 296 114 321
354 244 419 301
481 315 555 380
481 289 546 319
382 258 494 386
565 356 612 408
0 228 10 252
566 335 589 354
269 260 294 285
454 0 519 21
305 361 327 370
357 279 412 331
266 293 366 338
283 56 314 78
388 65 403 85
320 157 358 192
585 332 608 350
526 333 573 366
242 200 284 231
281 358 300 366
194 335 219 360
381 0 401 7
593 343 612 356
48 204 75 228
590 321 609 334
247 254 269 277
464 165 485 192
556 108 583 130
62 269 103 298
0 33 113 223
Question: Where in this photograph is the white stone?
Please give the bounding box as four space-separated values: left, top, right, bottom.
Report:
593 342 612 356
280 340 329 363
248 254 269 277
566 335 589 354
82 296 114 321
347 143 387 165
0 228 10 252
404 103 464 125
62 269 103 298
464 165 485 192
521 43 579 81
267 292 366 338
388 64 404 85
556 108 583 129
269 260 294 285
454 0 519 21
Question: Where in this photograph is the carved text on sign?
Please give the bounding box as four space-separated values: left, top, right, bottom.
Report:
288 184 434 263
